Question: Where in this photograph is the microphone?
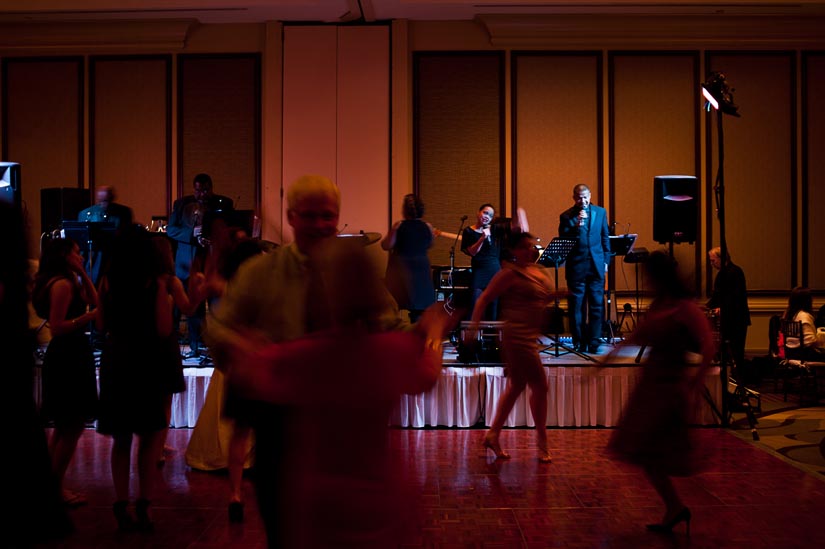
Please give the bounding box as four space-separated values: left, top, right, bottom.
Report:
461 215 468 221
338 223 348 234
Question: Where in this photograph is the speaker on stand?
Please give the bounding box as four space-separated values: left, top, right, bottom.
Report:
40 187 91 235
653 175 698 255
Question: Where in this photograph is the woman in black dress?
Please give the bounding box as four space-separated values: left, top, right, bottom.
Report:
32 237 99 506
381 194 435 322
96 227 178 530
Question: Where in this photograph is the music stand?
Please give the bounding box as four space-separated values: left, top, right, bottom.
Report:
609 233 637 257
61 220 116 277
537 237 594 361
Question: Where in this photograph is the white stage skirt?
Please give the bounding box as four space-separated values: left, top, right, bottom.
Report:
34 364 723 429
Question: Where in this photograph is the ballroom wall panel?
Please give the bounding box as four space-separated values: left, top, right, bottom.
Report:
1 58 83 255
336 26 390 236
282 26 337 202
415 52 504 267
706 53 794 293
512 53 601 264
610 53 700 292
282 25 390 242
90 56 170 226
178 54 260 211
804 53 825 291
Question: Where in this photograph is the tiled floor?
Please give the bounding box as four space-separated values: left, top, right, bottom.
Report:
39 416 825 548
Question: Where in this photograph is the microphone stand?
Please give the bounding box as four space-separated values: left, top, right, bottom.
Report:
445 217 467 315
449 218 466 273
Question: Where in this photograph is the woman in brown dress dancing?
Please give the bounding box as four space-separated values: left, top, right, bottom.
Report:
605 251 714 537
465 232 555 462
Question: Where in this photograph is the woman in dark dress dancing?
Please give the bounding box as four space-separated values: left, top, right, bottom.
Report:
32 237 99 506
604 251 714 537
96 228 179 531
381 194 435 322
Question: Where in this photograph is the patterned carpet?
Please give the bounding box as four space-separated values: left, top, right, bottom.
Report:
731 397 825 479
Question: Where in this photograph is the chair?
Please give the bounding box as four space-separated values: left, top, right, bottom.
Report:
777 318 818 403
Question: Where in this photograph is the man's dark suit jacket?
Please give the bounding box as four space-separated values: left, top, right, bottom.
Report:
558 204 611 281
167 194 233 280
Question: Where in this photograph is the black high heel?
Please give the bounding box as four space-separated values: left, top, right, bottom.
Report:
135 498 154 532
113 500 135 532
646 507 691 537
228 501 245 523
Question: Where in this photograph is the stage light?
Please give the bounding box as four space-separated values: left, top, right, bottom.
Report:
702 71 740 117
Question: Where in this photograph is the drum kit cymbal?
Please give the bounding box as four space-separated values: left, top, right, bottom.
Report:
336 231 381 246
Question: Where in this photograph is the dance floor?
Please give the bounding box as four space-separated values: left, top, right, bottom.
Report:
41 421 825 548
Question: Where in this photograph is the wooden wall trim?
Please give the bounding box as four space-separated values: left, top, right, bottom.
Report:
477 14 825 49
0 20 196 53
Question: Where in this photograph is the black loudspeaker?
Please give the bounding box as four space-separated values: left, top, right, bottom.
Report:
0 162 21 205
41 187 91 234
653 175 698 244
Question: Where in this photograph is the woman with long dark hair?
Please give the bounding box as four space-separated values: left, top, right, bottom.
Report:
96 227 176 531
32 237 99 506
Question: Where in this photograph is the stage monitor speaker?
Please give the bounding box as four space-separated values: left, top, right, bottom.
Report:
41 187 91 234
0 162 21 205
653 175 698 244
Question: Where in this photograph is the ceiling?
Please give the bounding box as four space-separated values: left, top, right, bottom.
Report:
2 0 825 24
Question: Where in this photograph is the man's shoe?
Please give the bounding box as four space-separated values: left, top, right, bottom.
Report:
588 345 604 355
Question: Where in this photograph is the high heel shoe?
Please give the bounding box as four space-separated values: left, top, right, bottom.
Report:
646 507 691 537
135 498 154 532
482 434 510 460
228 501 245 523
113 500 135 532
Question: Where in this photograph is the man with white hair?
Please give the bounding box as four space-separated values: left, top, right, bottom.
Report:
206 175 409 546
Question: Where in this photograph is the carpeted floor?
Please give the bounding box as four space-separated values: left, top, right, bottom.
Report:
730 386 825 479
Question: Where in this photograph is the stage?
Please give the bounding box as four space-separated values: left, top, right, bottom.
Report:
32 338 723 429
167 338 723 429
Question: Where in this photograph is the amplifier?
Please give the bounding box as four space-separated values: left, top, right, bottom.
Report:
456 321 505 364
437 268 471 290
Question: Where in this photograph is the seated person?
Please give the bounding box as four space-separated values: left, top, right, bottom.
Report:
782 286 822 361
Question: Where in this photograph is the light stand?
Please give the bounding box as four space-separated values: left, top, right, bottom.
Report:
703 71 740 427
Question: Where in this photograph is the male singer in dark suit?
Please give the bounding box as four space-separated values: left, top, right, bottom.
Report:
167 173 233 358
559 184 611 354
